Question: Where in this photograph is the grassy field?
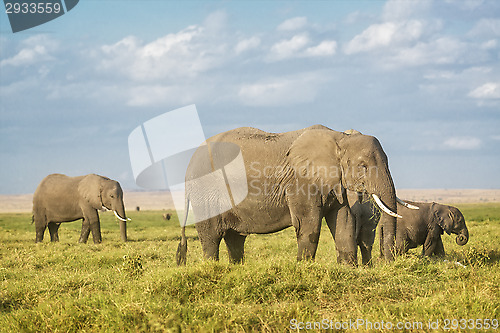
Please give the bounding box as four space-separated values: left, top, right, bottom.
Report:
0 203 499 332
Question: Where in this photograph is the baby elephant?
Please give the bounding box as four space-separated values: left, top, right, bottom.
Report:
391 201 469 257
353 195 469 263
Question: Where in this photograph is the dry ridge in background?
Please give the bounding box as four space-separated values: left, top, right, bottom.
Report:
0 189 498 213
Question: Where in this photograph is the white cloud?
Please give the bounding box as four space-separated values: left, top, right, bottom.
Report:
304 41 337 57
447 0 487 11
481 39 498 49
126 84 204 107
423 70 456 80
468 82 500 99
203 10 228 32
268 33 310 60
390 37 466 66
99 23 226 81
268 34 337 61
0 35 58 67
382 0 432 21
468 18 500 37
234 36 261 54
238 72 326 106
277 17 308 31
443 137 482 150
344 11 376 25
344 20 424 54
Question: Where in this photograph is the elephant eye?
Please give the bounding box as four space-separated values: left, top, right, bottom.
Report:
110 194 115 198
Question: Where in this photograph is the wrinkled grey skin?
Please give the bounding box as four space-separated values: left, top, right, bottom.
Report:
32 174 128 243
390 201 469 257
351 193 381 265
177 125 398 265
354 197 469 259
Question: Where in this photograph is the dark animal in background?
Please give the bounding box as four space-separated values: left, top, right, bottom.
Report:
162 213 171 221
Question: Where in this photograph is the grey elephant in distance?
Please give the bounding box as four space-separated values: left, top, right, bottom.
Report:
352 194 469 262
177 125 416 266
32 173 130 243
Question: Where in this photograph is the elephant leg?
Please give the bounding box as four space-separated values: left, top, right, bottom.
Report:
288 202 322 261
422 237 436 257
286 190 322 261
33 210 47 243
294 217 321 261
196 219 223 261
358 223 376 266
48 222 60 242
379 226 384 258
422 228 441 257
433 236 445 257
89 218 102 244
224 229 247 264
359 243 373 266
395 230 409 256
83 208 102 244
79 218 91 243
35 221 47 243
325 205 357 266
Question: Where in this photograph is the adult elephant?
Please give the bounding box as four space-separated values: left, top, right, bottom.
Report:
32 173 129 243
176 125 402 266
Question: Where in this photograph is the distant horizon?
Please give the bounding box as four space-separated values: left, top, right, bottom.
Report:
2 188 499 195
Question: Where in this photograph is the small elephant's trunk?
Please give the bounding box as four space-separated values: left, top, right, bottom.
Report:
456 227 469 246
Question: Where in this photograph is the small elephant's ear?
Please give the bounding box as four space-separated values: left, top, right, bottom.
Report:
78 174 103 209
433 206 451 235
287 129 343 202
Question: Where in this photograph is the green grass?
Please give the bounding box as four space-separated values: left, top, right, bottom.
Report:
0 204 499 332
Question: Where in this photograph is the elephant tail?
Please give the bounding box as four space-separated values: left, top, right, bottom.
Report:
31 215 34 224
176 198 189 266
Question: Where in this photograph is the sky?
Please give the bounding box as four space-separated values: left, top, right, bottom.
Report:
1 0 499 194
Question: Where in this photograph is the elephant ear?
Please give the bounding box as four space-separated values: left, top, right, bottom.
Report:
286 129 344 203
432 203 451 235
78 174 104 209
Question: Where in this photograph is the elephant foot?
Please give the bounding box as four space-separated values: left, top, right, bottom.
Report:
337 251 358 267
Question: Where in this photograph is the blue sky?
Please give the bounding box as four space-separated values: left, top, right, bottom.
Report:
1 0 499 194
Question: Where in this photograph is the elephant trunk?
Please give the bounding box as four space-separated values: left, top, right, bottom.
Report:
455 227 469 246
369 167 397 261
114 203 128 242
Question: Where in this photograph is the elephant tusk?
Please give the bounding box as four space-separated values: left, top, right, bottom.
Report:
372 194 402 218
396 197 420 210
113 210 128 222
